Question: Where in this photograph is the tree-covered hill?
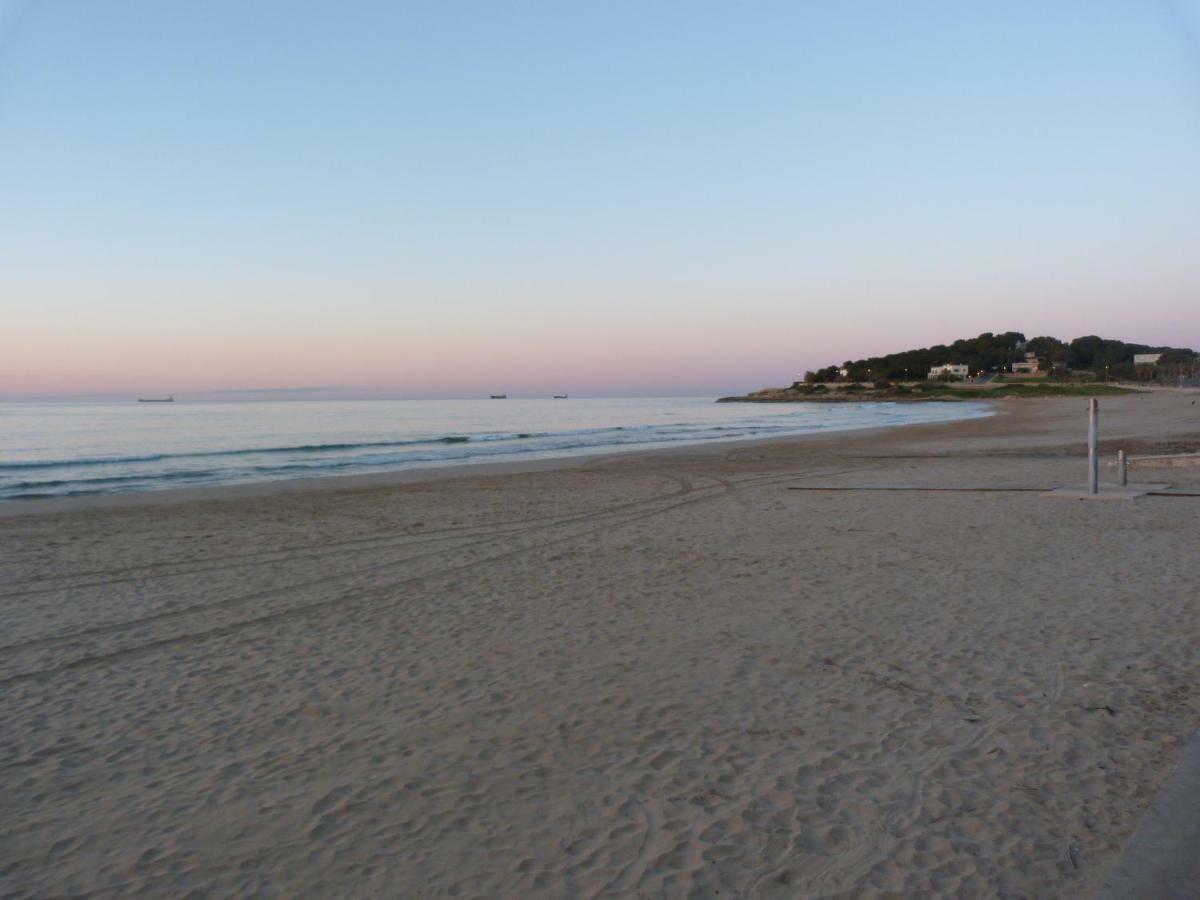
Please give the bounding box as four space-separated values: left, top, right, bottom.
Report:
805 332 1195 383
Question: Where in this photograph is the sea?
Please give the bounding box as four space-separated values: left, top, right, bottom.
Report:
0 398 991 501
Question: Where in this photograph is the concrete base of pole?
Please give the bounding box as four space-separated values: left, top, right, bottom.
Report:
1041 483 1169 501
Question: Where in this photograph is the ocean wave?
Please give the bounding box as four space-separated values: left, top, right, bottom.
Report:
7 469 219 491
0 425 697 472
0 425 755 496
0 434 524 470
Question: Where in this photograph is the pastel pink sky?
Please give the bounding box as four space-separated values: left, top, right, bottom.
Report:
2 1 1198 398
6 274 1197 398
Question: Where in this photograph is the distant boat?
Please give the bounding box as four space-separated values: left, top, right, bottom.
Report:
490 394 507 399
553 394 568 399
138 395 174 403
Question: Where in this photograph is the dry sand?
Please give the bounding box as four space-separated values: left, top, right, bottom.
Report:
1 392 1198 897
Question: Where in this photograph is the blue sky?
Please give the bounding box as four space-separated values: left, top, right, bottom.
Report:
2 0 1198 397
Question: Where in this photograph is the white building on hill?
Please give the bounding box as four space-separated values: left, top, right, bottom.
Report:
1012 353 1039 374
928 364 969 380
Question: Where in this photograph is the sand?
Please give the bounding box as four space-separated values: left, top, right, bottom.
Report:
1 391 1198 897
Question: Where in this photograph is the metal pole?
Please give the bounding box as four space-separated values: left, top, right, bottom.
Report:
1118 449 1127 486
1088 399 1099 494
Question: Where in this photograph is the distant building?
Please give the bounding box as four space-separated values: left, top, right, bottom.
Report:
928 363 969 380
1011 353 1039 374
1134 353 1162 366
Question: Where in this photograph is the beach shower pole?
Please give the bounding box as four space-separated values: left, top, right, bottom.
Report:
1088 399 1099 495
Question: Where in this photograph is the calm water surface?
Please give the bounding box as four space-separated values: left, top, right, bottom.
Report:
0 398 991 500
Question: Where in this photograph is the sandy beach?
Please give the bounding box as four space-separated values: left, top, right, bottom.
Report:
1 391 1197 897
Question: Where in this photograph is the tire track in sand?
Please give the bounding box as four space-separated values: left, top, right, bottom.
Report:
0 464 873 686
0 475 699 649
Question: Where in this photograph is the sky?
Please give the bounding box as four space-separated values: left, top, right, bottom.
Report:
2 0 1199 398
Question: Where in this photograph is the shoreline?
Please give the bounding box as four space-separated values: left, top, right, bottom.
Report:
0 401 995 518
716 393 960 403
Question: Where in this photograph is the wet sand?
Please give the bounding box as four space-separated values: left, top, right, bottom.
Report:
1 392 1198 897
